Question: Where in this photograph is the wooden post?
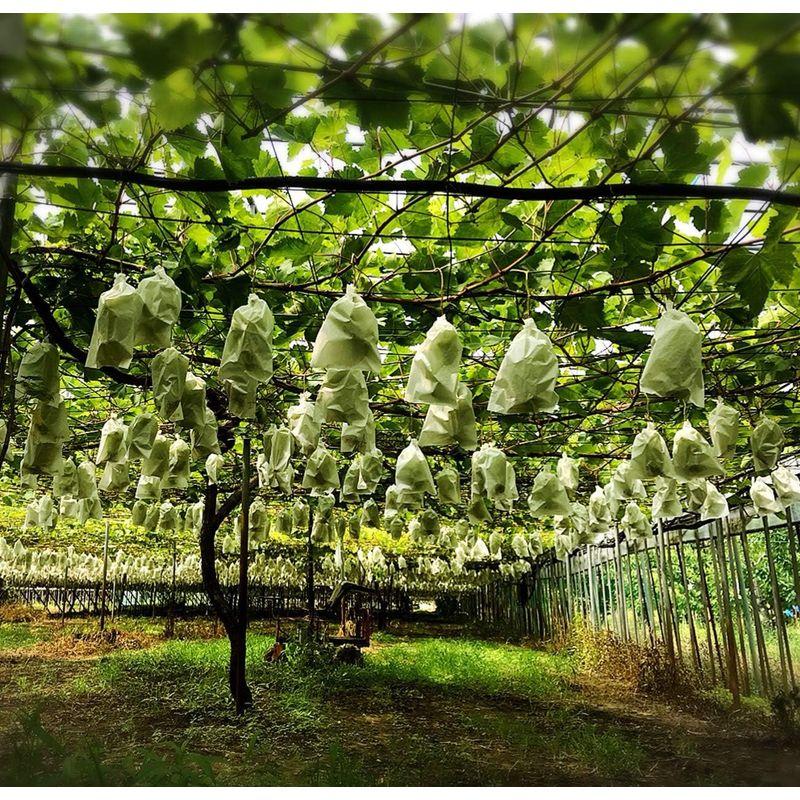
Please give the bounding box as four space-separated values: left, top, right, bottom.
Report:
0 169 18 467
306 499 315 628
99 520 110 632
166 537 177 637
234 435 252 715
61 563 68 627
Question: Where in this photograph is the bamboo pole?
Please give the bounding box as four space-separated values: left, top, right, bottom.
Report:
762 516 795 689
655 520 676 663
786 507 800 609
714 519 741 706
614 532 628 641
739 526 774 694
626 540 641 645
723 522 751 696
694 535 722 683
635 548 655 645
676 537 703 677
730 530 761 694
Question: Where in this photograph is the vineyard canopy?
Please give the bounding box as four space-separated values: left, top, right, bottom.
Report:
1 12 800 524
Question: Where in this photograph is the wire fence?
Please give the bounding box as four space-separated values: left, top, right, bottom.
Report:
454 506 800 701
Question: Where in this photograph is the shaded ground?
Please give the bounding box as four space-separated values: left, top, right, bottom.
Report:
0 614 798 786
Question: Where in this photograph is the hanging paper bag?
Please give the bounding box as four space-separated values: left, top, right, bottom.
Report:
178 372 207 430
22 430 63 476
341 409 376 454
672 421 724 481
471 444 512 501
556 453 580 498
395 439 435 495
467 493 492 524
190 406 220 458
639 305 704 407
418 381 478 450
683 478 708 513
17 342 60 401
651 476 683 520
341 457 363 503
152 347 188 420
99 461 130 492
435 465 461 505
311 285 381 373
608 462 647 503
287 392 320 454
126 413 158 460
405 316 461 407
219 294 274 419
588 485 613 535
143 503 160 530
627 423 674 481
76 460 98 500
700 481 729 520
86 273 143 370
622 502 651 539
708 400 739 459
292 498 310 531
269 425 294 474
301 444 340 494
361 499 380 528
488 318 559 414
163 437 191 489
158 501 178 531
135 475 162 501
205 453 224 484
30 399 69 442
316 369 370 425
52 458 77 498
131 500 147 527
142 434 171 478
135 264 182 348
97 416 128 465
771 467 800 509
750 416 784 475
750 477 782 517
527 468 572 517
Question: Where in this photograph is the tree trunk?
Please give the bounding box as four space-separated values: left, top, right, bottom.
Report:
199 481 255 712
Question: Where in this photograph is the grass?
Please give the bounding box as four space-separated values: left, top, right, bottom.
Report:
0 616 797 785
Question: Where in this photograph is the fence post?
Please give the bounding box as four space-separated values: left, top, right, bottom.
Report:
99 521 110 632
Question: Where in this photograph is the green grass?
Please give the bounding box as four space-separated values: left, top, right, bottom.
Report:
0 618 790 786
360 635 573 699
0 622 45 651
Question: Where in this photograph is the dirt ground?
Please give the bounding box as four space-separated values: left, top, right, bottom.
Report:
1 616 799 786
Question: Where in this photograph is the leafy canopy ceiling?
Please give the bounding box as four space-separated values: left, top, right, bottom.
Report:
2 12 800 495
